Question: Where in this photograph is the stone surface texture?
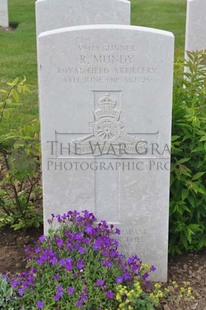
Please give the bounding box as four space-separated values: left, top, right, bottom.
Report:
38 25 174 282
0 0 9 28
35 0 130 36
185 0 206 52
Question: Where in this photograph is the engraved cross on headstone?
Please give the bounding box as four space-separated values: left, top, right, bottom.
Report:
49 91 159 225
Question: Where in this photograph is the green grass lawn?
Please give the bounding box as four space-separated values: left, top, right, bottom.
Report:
0 0 186 132
0 0 37 132
132 0 187 52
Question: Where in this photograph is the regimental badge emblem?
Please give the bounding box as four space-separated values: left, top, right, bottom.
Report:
70 92 146 156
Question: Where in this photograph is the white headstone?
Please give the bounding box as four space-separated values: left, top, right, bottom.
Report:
38 25 174 282
35 0 130 37
0 0 9 28
185 0 206 52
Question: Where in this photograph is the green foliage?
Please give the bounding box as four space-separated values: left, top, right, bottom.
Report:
0 77 42 230
170 50 206 254
116 280 195 309
116 281 161 310
0 275 18 309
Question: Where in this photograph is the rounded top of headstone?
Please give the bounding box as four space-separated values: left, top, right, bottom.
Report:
39 24 174 39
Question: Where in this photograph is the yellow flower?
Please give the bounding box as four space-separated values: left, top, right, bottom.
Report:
154 283 161 289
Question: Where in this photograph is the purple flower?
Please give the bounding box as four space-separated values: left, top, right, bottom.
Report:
11 279 19 288
64 230 71 238
96 279 104 287
7 210 154 309
145 281 150 288
18 288 25 296
123 272 131 281
53 293 61 301
76 300 83 307
59 258 66 267
84 237 90 245
93 239 101 251
81 293 88 301
36 300 44 309
35 246 41 254
116 276 123 284
56 238 64 248
59 257 73 270
36 256 45 266
56 214 62 223
131 264 139 272
77 259 84 269
67 286 74 295
30 268 37 274
106 290 114 299
143 273 149 281
85 226 93 235
53 285 64 301
27 274 35 283
53 274 59 280
78 247 86 255
150 265 156 272
57 285 63 293
75 232 83 240
65 262 73 271
102 260 112 268
39 235 46 243
50 257 58 265
2 274 7 280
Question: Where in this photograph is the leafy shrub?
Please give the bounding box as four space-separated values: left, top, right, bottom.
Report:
0 77 42 230
8 210 159 309
170 50 206 254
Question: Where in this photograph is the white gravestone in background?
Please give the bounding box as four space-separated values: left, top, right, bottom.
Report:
38 25 174 282
0 0 9 28
185 0 206 52
35 0 130 36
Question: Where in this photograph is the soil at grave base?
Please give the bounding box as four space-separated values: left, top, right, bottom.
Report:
0 227 205 310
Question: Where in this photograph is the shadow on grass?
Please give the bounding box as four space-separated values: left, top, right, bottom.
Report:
0 22 19 32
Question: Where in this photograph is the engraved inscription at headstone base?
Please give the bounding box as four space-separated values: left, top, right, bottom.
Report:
185 0 206 52
38 25 174 281
35 0 130 37
0 0 9 28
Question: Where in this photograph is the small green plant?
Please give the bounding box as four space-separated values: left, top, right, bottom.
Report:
115 280 195 310
0 77 42 230
170 50 206 254
115 280 161 310
0 274 18 310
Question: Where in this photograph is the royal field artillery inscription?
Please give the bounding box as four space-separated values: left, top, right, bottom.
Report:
57 44 157 85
